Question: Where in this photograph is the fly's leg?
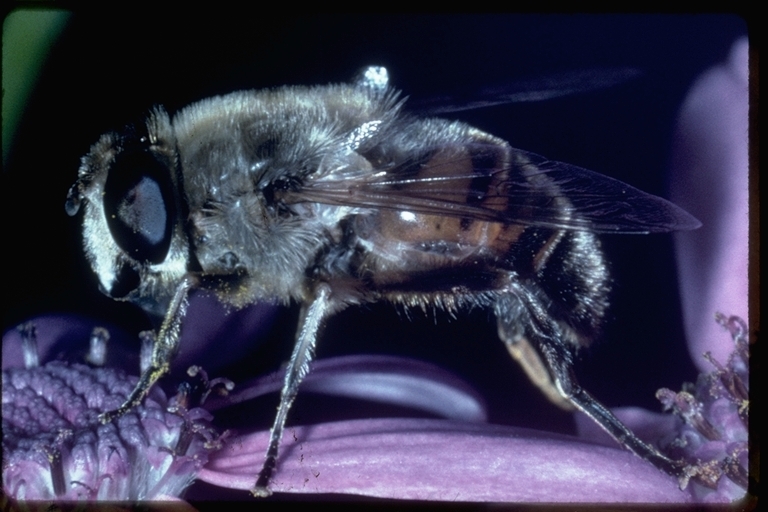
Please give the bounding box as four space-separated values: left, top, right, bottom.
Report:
98 276 196 424
252 284 334 497
539 337 683 476
495 289 683 478
495 291 574 410
502 334 575 411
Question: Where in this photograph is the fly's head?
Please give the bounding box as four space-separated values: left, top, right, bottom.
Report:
66 108 191 319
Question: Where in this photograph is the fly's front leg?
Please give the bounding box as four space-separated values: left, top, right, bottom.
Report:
252 284 334 497
98 275 197 424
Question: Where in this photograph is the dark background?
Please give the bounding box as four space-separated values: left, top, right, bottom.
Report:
3 12 747 500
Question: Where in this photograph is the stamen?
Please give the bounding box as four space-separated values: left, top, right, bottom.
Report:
715 313 748 344
87 327 109 366
723 450 749 490
703 352 749 415
182 365 234 406
17 322 39 369
656 389 720 441
43 429 73 497
175 419 194 457
657 314 749 499
681 460 722 490
139 330 154 373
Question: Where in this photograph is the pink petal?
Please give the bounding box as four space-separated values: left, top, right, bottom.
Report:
671 37 749 370
199 418 691 503
206 355 487 422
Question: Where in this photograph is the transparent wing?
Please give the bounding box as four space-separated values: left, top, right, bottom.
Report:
411 67 642 115
290 144 700 234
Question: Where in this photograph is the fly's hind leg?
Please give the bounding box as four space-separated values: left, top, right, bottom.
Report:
494 291 683 478
497 335 575 411
538 335 683 477
494 291 574 410
252 284 335 497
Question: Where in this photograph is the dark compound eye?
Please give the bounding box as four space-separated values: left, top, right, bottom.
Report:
104 148 176 264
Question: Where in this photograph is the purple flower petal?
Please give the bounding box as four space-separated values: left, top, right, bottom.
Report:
199 418 690 502
671 37 749 370
207 355 487 422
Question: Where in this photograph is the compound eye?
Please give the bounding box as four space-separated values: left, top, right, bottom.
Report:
104 149 175 264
